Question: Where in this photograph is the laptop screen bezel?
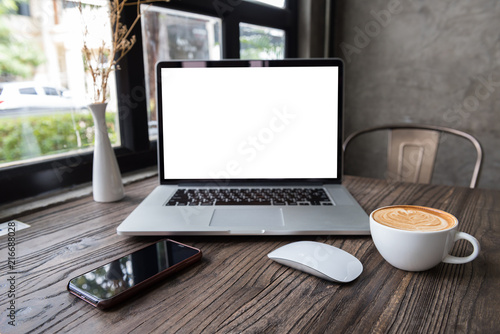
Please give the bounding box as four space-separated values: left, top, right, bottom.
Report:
155 58 344 186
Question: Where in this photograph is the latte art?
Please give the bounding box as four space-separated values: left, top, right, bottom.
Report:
373 206 456 231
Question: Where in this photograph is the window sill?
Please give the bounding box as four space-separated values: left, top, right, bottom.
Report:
0 166 158 222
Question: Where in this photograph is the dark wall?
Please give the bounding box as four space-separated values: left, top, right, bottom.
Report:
335 0 500 189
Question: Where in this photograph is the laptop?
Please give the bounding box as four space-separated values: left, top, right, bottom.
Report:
117 58 369 236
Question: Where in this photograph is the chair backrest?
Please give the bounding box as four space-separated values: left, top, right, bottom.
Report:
343 124 483 188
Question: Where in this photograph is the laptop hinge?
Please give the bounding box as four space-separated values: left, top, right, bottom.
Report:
175 181 328 187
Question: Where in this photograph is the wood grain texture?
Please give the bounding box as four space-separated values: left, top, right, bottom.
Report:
1 176 499 334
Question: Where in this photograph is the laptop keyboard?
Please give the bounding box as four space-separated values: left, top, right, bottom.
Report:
165 188 333 206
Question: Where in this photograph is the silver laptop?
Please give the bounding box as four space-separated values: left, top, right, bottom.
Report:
117 58 369 236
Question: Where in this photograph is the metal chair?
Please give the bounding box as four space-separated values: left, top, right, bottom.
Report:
343 124 483 188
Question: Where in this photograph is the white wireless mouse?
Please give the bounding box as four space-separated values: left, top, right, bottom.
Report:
267 241 363 283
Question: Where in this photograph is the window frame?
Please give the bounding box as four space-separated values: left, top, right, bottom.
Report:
0 0 298 205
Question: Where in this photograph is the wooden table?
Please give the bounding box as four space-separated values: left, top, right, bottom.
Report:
1 176 499 333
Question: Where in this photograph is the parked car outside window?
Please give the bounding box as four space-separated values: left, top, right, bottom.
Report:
0 82 85 112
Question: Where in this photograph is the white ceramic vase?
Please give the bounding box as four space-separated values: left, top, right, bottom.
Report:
88 103 124 202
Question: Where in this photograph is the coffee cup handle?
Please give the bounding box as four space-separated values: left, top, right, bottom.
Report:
442 232 481 264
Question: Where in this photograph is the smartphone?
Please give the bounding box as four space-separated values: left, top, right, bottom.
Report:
67 239 202 309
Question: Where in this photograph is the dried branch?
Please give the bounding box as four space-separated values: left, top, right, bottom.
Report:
79 0 169 104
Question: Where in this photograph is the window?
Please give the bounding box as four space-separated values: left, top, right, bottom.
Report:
240 23 285 59
15 1 30 16
140 6 222 138
43 87 59 96
19 87 36 95
0 2 120 174
0 0 298 205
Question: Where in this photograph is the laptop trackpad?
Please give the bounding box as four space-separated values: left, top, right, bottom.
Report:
210 208 284 228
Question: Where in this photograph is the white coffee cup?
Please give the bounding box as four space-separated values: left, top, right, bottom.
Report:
370 205 480 271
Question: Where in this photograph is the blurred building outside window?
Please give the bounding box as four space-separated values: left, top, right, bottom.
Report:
140 6 222 139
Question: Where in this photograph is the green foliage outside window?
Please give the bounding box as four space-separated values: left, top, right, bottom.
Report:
0 111 118 164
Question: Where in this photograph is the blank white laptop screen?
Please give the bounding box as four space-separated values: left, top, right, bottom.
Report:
160 65 339 180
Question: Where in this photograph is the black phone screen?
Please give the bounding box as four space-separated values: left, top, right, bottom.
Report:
69 240 199 301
